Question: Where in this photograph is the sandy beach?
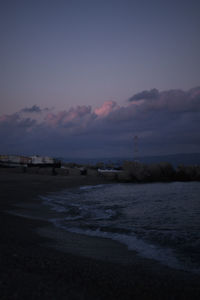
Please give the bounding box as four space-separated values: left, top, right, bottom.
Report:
0 169 200 299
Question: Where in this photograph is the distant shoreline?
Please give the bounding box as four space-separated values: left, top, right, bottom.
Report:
1 158 200 183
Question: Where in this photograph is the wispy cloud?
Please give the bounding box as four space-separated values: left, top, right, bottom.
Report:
129 89 159 101
21 105 42 113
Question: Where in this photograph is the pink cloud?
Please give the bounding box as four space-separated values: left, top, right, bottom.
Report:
45 106 93 128
94 101 119 117
0 115 8 122
1 87 200 157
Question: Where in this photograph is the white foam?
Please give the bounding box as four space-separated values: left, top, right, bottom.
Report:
79 184 105 190
98 169 122 173
39 184 200 274
51 221 200 274
40 195 67 212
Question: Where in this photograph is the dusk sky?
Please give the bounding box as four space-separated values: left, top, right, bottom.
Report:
1 0 200 158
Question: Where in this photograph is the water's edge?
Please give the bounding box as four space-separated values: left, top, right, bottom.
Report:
40 183 200 274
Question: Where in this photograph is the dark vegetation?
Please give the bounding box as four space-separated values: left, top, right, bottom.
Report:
61 160 200 182
120 161 200 183
1 161 200 182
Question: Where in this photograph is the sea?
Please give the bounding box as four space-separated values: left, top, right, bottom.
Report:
40 181 200 273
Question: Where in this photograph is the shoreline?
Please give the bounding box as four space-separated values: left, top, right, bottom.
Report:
1 170 200 299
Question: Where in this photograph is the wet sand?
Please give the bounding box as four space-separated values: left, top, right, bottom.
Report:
0 169 200 299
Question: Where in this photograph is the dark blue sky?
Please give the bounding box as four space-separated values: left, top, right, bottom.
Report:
0 0 200 158
1 0 200 113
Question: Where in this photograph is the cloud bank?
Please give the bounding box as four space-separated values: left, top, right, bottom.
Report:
0 87 200 158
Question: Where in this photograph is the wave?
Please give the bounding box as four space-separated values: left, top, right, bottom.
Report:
50 218 200 274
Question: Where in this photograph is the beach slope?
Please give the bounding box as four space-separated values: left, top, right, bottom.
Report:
0 170 200 299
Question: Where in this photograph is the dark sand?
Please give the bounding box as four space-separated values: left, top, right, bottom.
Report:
0 169 200 299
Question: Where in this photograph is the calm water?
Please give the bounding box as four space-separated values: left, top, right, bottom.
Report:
41 182 200 273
